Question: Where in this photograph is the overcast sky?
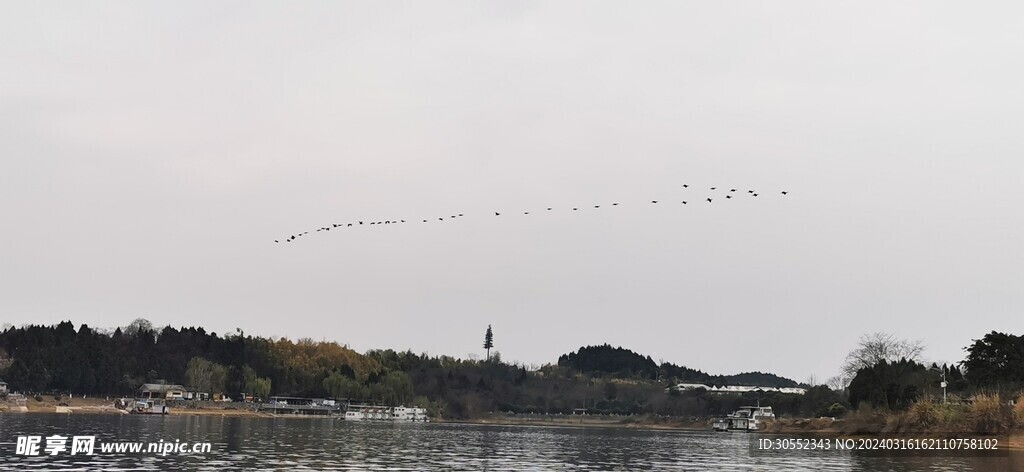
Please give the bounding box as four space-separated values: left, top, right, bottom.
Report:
2 1 1022 382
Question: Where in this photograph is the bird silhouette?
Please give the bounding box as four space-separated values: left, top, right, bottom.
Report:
781 191 788 195
458 214 464 217
681 201 687 204
546 208 552 211
726 195 732 199
710 187 716 190
423 219 428 222
438 218 443 221
495 212 500 216
274 240 279 243
573 208 578 211
652 200 658 204
707 198 712 203
358 221 363 225
748 190 754 193
683 184 689 188
753 193 758 197
594 205 600 208
730 189 736 192
612 203 619 206
524 212 530 215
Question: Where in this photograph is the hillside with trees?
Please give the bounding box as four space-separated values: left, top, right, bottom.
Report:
27 321 1024 425
0 320 842 419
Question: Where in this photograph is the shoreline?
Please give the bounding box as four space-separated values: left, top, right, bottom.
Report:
5 400 1024 450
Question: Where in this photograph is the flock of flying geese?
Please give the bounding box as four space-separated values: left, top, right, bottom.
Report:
276 185 788 243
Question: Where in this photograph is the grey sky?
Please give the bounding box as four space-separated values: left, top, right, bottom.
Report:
1 1 1021 382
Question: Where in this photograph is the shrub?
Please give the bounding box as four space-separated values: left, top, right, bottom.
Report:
968 393 1008 434
826 402 847 417
907 398 939 429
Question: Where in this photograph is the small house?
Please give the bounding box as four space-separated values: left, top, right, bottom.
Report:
139 383 187 400
183 390 211 401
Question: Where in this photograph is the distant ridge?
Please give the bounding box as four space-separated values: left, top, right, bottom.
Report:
557 344 800 388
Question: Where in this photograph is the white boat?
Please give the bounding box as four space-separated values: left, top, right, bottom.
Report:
344 404 429 422
712 405 774 431
125 399 170 415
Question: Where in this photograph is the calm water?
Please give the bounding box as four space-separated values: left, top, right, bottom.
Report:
1 414 1021 471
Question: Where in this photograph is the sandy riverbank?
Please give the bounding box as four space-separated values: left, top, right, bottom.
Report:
0 396 275 417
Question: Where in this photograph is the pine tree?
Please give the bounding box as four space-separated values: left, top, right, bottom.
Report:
483 325 494 360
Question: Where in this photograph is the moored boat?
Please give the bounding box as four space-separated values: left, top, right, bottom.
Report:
712 405 774 431
124 399 170 415
344 404 429 422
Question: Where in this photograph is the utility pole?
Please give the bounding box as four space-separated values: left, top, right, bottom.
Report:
940 367 947 404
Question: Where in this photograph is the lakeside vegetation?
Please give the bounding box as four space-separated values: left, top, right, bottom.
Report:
0 320 832 419
3 321 1024 433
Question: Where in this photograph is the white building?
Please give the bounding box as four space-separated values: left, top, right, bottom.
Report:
667 383 806 395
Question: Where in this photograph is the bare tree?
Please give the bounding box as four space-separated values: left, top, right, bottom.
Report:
840 332 925 386
122 318 153 337
825 375 848 392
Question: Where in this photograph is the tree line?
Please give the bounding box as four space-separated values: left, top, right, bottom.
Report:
4 321 1022 421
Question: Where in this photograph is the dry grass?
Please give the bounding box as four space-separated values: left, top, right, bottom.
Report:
842 393 1023 435
1015 394 1024 423
906 398 940 429
968 392 1009 434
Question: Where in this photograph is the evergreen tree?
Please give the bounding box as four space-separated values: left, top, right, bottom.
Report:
483 325 494 360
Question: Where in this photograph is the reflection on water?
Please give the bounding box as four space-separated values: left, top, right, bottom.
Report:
0 414 1020 471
